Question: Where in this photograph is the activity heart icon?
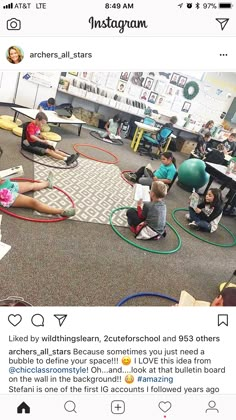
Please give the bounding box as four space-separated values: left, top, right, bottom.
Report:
158 401 172 413
8 314 22 327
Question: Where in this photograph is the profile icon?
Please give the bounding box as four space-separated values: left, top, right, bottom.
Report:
6 45 24 64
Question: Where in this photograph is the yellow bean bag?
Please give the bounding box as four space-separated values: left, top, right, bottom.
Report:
41 132 62 142
41 124 51 132
0 119 18 131
0 115 22 126
12 126 23 137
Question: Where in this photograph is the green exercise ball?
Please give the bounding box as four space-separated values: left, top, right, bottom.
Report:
178 158 210 189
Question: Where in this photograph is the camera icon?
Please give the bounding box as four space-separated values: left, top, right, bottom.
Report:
7 18 21 30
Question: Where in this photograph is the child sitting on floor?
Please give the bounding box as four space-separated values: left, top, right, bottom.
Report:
186 188 223 232
0 149 75 218
126 181 167 240
103 114 122 139
126 152 177 187
24 112 79 166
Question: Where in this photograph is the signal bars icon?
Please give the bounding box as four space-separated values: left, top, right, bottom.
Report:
3 2 13 8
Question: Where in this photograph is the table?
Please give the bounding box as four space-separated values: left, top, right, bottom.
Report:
204 162 236 209
131 122 158 152
11 107 85 136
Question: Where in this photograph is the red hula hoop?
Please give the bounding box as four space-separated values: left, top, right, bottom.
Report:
73 143 119 164
0 178 75 223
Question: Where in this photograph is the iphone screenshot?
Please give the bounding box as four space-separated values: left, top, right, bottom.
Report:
0 0 235 418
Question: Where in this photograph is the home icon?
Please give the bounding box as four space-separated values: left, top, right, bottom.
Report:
17 402 30 414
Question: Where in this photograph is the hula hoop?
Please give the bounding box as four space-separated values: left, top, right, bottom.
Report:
116 292 179 306
73 143 119 164
0 178 75 223
20 149 78 170
110 206 182 254
90 130 124 146
172 208 236 247
120 170 135 187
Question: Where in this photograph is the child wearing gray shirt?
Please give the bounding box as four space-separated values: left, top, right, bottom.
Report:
126 181 167 240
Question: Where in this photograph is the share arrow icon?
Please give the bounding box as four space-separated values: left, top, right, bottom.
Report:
216 18 229 30
54 314 67 326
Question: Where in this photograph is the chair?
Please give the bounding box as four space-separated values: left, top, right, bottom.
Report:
139 126 173 160
167 171 178 192
21 122 41 155
142 117 156 126
21 122 30 150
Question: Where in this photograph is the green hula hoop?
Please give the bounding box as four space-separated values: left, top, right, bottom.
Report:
172 208 236 248
109 207 182 254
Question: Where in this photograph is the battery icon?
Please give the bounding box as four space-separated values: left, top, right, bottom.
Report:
219 2 232 7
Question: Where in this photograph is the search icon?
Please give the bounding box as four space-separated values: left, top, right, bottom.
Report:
64 400 77 413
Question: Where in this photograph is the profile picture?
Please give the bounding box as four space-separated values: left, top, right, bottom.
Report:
6 45 24 64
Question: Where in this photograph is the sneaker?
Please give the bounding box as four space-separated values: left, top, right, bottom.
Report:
185 213 190 221
125 173 137 182
153 234 162 240
65 154 78 166
61 208 76 218
47 171 54 189
188 221 199 230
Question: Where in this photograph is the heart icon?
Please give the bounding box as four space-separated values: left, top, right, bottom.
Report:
158 401 172 413
8 314 22 327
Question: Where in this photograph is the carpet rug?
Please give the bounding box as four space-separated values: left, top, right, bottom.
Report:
33 156 134 226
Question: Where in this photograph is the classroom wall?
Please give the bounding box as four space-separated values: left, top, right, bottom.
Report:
0 72 19 103
14 72 60 108
1 71 235 128
55 71 236 126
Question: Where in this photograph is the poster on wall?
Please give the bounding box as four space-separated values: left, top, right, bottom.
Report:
130 72 144 86
22 72 55 88
165 85 177 96
90 72 108 86
143 77 154 90
148 92 158 104
170 73 180 85
106 72 119 90
79 72 91 80
178 76 188 88
156 95 166 107
158 72 171 80
182 101 191 112
120 72 130 81
154 80 167 95
170 96 184 113
140 89 149 101
128 84 142 97
117 80 126 92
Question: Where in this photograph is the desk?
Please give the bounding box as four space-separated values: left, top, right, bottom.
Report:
11 107 85 136
204 162 236 209
131 121 158 152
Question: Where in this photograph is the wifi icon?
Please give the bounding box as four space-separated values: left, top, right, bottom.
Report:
3 2 14 8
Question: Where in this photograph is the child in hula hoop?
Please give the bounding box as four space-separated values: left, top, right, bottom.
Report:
126 181 167 240
186 188 223 232
0 148 75 217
